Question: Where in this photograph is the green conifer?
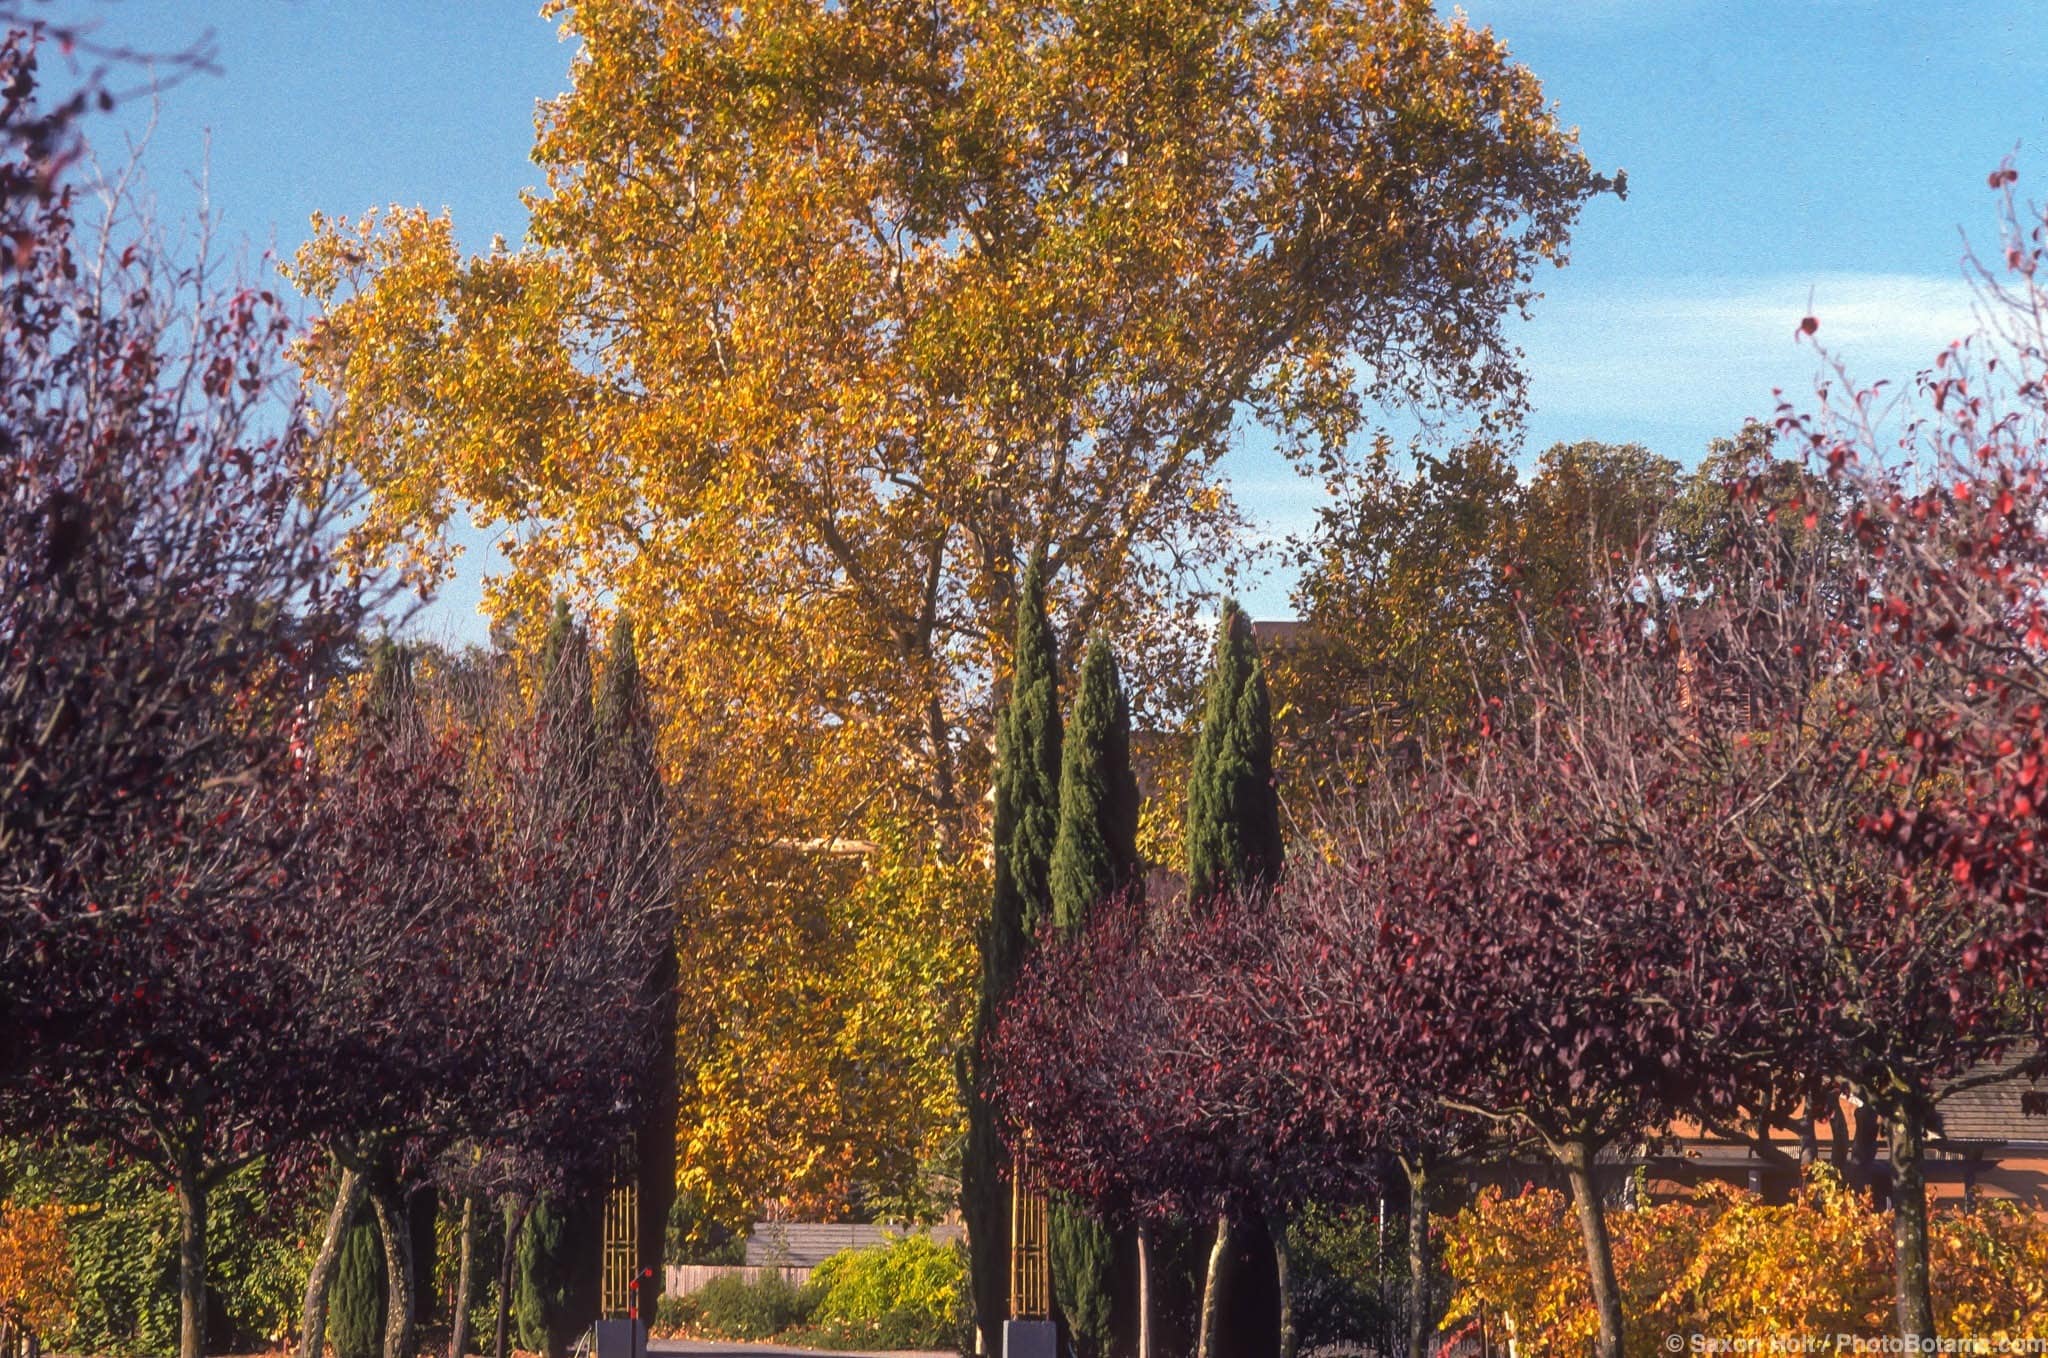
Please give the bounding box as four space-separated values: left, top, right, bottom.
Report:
1049 635 1140 933
1185 601 1282 901
597 612 679 1311
964 556 1063 1357
518 607 606 1353
1184 601 1285 1358
330 1217 385 1358
1047 635 1138 1358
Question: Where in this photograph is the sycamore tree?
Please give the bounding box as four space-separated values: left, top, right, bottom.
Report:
287 0 1610 1211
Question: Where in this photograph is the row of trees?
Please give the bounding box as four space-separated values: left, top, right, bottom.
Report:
986 175 2048 1357
1 42 682 1358
967 551 1290 1358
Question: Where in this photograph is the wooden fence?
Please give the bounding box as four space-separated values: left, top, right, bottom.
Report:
666 1221 966 1295
665 1262 813 1296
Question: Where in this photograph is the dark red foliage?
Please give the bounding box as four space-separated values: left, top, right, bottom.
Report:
1 37 374 1053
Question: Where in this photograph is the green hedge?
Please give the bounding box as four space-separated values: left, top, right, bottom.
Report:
330 1218 385 1358
695 1271 815 1339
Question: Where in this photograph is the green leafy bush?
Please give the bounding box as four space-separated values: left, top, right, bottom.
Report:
691 1271 815 1339
802 1234 967 1350
1286 1200 1423 1352
652 1289 702 1336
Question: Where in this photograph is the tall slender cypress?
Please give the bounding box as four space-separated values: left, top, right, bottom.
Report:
597 612 679 1315
538 597 597 778
520 601 604 1350
331 1217 386 1358
1185 601 1282 901
1049 635 1140 931
1048 636 1137 1358
1184 601 1285 1358
965 556 1063 1358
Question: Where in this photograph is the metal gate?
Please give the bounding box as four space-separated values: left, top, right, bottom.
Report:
1008 1141 1050 1320
601 1153 640 1316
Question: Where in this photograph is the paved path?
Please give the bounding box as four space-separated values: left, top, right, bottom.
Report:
650 1340 953 1358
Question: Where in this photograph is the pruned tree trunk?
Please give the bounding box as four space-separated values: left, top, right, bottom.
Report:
1404 1159 1431 1358
300 1164 370 1358
1266 1209 1295 1358
1135 1224 1152 1358
176 1153 209 1358
1561 1144 1623 1358
1196 1214 1231 1358
449 1194 477 1358
370 1179 418 1358
494 1194 533 1358
1888 1108 1936 1343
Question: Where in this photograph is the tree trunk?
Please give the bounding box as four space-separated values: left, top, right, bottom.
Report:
1853 1104 1882 1206
370 1179 418 1358
410 1186 440 1326
449 1194 477 1358
176 1154 209 1358
1135 1224 1152 1358
300 1164 369 1358
1265 1209 1295 1358
494 1195 533 1358
1561 1144 1623 1358
1888 1108 1936 1344
1196 1214 1231 1358
1404 1159 1431 1358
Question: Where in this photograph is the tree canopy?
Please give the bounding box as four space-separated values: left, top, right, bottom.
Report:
287 0 1607 1216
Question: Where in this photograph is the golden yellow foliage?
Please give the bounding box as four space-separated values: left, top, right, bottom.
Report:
0 1200 75 1342
1441 1171 2048 1356
288 0 1602 1213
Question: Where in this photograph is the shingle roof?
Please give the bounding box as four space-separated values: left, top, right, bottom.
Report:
1935 1049 2048 1147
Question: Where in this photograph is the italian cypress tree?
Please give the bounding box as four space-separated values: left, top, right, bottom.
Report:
519 603 605 1351
331 1217 386 1358
1049 635 1140 930
596 612 679 1315
964 556 1063 1358
538 597 598 778
1184 601 1286 1358
1048 636 1138 1358
1185 601 1282 901
515 1193 606 1357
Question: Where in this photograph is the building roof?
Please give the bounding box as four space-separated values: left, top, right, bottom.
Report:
1936 1049 2048 1148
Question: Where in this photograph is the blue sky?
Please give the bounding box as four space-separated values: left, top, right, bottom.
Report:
49 0 2048 635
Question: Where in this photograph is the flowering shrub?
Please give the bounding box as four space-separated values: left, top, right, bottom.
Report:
1441 1168 2048 1355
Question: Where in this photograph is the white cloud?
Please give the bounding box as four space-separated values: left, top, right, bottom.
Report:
1513 271 1980 444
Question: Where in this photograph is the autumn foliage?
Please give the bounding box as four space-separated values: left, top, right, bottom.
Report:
0 1200 74 1343
1440 1172 2048 1355
993 168 2048 1357
285 0 1616 1220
